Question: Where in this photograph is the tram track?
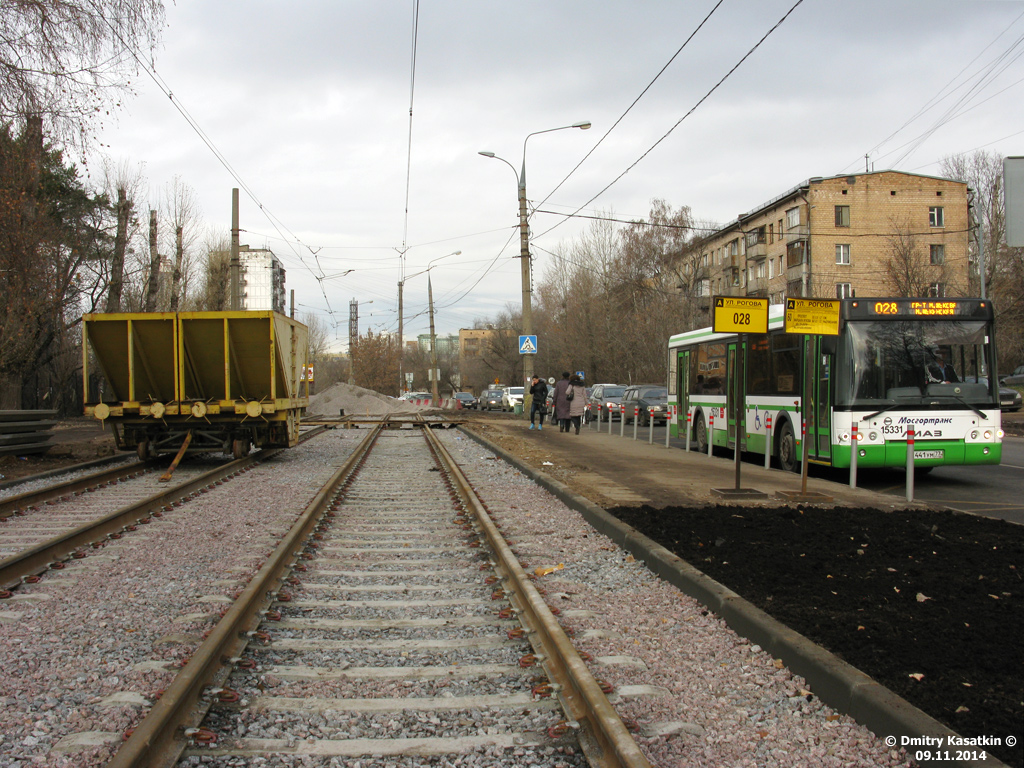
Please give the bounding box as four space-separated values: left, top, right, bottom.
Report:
105 419 648 768
0 428 329 592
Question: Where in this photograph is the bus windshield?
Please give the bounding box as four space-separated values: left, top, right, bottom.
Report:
837 319 996 407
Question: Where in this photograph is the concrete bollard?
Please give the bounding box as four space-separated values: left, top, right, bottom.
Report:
906 425 915 502
632 406 639 440
648 407 655 444
708 410 714 458
685 407 692 452
765 412 773 470
620 405 626 437
850 421 859 488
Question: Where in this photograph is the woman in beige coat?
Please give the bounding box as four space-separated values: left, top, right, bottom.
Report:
567 374 587 435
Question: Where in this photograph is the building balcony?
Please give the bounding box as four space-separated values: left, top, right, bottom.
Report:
746 242 767 260
785 225 809 243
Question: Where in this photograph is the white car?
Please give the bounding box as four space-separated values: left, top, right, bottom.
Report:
501 386 524 411
400 391 432 401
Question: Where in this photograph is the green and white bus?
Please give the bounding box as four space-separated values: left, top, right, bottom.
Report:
667 298 1002 472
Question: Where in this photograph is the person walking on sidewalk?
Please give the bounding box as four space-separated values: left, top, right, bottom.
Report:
552 372 572 432
567 373 587 434
528 375 548 430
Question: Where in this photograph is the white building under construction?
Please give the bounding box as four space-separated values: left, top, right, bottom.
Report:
239 246 286 313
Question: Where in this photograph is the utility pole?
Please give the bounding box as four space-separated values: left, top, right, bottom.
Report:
428 275 439 406
230 188 240 311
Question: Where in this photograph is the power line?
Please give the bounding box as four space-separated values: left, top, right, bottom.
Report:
533 0 806 243
533 0 726 215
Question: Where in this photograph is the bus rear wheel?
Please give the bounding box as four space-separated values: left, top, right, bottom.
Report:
695 412 709 453
777 421 798 472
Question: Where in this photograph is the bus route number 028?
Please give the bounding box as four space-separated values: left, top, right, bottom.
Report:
733 312 752 326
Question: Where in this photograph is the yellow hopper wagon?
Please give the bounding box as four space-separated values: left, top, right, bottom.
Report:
83 311 309 459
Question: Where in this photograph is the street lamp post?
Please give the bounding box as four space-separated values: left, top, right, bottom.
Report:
478 120 590 411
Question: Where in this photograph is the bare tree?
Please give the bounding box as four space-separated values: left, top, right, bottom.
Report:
100 158 145 312
940 150 1024 370
161 176 200 310
0 0 166 149
881 219 957 297
350 331 400 396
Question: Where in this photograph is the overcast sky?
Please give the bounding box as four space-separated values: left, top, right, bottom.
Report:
92 0 1024 351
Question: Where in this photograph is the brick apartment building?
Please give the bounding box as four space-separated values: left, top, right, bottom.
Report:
695 171 970 305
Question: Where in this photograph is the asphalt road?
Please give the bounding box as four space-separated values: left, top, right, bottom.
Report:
595 419 1024 525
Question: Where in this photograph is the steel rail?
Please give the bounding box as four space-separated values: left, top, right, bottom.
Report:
106 422 384 768
0 426 328 591
0 459 153 519
420 426 653 768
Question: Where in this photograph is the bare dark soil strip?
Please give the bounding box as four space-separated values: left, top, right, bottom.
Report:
607 504 1023 767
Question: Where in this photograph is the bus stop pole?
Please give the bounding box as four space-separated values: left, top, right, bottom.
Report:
800 335 813 495
734 333 744 490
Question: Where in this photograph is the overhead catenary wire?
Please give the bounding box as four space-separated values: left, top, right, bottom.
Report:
533 0 807 243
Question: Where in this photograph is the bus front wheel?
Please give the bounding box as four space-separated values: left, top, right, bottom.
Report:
778 421 798 473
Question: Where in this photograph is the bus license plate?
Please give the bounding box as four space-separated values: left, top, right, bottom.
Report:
914 450 943 460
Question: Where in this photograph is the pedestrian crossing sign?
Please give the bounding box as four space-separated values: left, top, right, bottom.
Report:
519 335 538 354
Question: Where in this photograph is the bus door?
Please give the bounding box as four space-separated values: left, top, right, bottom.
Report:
677 349 690 440
726 343 738 448
810 336 833 462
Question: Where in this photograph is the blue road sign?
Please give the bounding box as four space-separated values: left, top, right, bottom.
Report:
519 335 538 354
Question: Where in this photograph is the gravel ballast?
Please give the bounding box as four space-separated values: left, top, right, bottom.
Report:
438 430 916 768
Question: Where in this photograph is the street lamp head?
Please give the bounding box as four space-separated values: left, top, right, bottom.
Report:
478 151 495 157
573 121 592 130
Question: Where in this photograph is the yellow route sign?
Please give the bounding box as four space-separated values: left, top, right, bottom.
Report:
784 297 841 335
712 296 769 334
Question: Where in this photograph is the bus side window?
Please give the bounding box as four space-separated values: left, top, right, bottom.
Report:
772 334 801 394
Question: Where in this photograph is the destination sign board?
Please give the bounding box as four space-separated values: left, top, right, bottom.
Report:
844 298 993 321
712 296 768 334
784 298 840 335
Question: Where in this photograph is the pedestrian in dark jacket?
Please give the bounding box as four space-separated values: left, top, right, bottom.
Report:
553 372 572 432
528 376 548 429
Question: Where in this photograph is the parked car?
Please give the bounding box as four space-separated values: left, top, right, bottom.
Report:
481 388 504 411
400 391 432 401
1001 365 1024 387
962 376 1023 412
453 392 478 410
621 385 669 426
501 386 525 411
585 384 625 422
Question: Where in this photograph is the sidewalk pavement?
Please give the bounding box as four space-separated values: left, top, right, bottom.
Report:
465 416 919 510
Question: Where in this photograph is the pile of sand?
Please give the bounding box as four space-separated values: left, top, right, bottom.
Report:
307 382 426 418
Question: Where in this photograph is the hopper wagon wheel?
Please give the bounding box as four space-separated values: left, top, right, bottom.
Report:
136 439 152 461
232 438 250 460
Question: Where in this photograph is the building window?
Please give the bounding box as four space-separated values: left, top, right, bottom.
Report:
834 205 850 227
729 239 739 257
928 282 945 298
786 240 805 267
731 268 740 286
929 206 944 227
835 244 851 265
786 207 800 230
930 244 944 265
836 283 854 299
768 258 775 279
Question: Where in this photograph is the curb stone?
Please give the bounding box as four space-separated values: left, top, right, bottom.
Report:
458 424 1010 768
